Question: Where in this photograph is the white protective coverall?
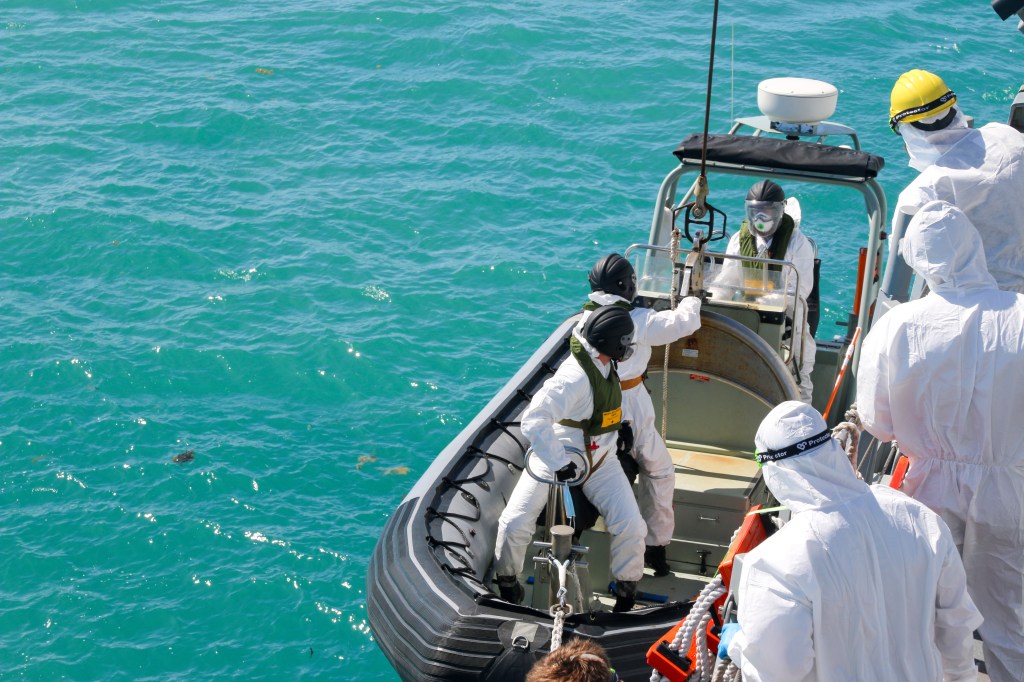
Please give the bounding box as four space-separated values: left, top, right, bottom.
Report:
579 293 702 547
728 401 981 682
711 198 816 402
856 200 1024 682
896 108 1024 293
494 331 647 582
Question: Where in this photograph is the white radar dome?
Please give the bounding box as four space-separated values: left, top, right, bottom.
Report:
757 78 838 124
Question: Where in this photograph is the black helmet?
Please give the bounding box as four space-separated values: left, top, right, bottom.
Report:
746 179 785 203
588 253 637 302
582 306 635 361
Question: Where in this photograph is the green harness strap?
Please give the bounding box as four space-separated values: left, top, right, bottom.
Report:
581 300 633 312
739 213 795 272
558 337 623 438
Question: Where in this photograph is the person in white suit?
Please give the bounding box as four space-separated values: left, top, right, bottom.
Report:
725 401 981 682
583 253 702 576
710 180 816 402
890 68 1024 293
856 200 1024 681
493 305 646 612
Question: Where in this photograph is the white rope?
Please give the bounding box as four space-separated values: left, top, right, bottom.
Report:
650 575 727 682
568 566 585 614
693 609 715 680
547 552 573 652
710 637 742 681
831 403 862 473
651 526 744 682
550 604 569 651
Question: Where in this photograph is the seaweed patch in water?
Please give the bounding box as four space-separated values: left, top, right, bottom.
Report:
173 450 195 464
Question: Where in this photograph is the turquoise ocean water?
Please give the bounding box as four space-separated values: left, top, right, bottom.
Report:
1 1 1020 678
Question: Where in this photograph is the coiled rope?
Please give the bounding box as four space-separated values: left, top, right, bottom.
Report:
649 576 727 682
651 523 743 682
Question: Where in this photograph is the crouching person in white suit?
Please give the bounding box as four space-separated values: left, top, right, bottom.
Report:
493 305 647 612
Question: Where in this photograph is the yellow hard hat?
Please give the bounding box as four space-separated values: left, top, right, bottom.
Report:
889 69 957 134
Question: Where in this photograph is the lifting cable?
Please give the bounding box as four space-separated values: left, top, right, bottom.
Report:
661 0 721 440
693 0 722 219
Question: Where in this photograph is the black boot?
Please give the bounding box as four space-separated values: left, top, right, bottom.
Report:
495 575 524 604
645 545 671 577
612 580 637 612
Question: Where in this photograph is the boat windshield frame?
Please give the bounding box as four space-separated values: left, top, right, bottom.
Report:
647 124 887 371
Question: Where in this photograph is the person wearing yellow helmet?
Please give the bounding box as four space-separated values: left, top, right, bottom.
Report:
888 69 958 136
889 69 1024 294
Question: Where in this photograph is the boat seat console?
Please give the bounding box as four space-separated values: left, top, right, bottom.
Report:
666 446 769 575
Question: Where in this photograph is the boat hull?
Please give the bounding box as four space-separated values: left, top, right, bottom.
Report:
367 314 697 679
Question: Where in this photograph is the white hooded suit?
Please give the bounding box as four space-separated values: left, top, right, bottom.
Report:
712 199 816 403
582 293 702 547
856 200 1024 681
494 330 646 582
728 401 981 682
896 109 1024 293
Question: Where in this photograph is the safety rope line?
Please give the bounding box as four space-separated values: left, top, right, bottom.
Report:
424 327 568 593
487 418 530 461
464 444 518 472
425 508 473 547
429 389 564 584
438 476 484 509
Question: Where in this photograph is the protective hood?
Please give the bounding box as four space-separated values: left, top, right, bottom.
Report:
588 291 629 306
901 107 968 171
784 196 802 230
899 199 997 293
754 401 868 513
571 312 605 361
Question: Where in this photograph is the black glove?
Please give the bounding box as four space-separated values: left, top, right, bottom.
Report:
617 421 635 457
555 462 578 482
617 422 640 484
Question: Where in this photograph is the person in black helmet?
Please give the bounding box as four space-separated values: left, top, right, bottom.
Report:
494 305 647 612
710 179 816 403
584 253 701 577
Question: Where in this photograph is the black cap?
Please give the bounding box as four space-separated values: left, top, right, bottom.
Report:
582 306 634 361
746 179 785 203
588 253 637 302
